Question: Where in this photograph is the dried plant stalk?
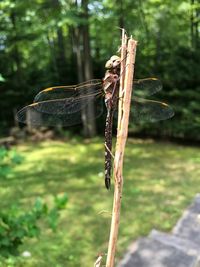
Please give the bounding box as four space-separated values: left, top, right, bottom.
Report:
105 35 137 267
117 29 127 128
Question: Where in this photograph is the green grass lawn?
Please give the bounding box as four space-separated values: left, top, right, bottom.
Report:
1 137 200 266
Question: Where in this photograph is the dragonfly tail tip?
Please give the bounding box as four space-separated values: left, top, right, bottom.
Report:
105 178 111 190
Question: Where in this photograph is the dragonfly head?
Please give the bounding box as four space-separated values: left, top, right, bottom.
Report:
105 55 121 69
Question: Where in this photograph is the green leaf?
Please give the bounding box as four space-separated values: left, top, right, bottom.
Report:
54 193 68 209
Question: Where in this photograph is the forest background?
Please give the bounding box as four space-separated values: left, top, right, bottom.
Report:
0 0 199 141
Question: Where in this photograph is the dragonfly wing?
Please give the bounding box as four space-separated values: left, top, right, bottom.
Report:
133 78 162 97
34 79 102 102
33 92 103 115
130 97 174 123
17 95 104 127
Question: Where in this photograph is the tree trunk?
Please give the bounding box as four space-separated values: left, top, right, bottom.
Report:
72 0 96 137
82 0 96 137
72 26 84 83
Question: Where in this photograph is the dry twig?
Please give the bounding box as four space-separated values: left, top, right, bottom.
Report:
105 31 137 267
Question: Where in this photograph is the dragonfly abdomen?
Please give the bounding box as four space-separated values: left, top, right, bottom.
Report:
104 109 114 190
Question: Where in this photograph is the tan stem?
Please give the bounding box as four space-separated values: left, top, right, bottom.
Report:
105 33 137 267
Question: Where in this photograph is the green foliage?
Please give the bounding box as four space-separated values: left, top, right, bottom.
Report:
0 145 68 264
0 74 5 82
0 147 23 178
0 255 26 267
0 194 68 257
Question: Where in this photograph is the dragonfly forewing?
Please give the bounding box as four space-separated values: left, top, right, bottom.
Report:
32 93 102 115
34 79 102 102
34 78 161 103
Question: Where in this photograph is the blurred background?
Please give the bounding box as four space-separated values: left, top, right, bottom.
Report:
0 0 200 267
0 0 199 140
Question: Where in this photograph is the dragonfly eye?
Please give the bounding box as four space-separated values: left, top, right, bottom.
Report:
105 60 113 69
105 55 121 69
110 55 120 61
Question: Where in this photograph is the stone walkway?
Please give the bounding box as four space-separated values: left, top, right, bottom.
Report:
118 194 200 267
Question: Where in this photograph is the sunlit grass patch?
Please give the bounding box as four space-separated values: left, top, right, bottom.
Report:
0 138 199 266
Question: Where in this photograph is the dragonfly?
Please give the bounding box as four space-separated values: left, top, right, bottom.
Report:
17 55 174 190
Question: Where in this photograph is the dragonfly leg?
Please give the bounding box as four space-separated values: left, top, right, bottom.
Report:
104 143 114 159
111 77 120 99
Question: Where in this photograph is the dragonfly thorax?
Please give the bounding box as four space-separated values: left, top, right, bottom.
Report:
103 56 121 110
103 71 120 93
